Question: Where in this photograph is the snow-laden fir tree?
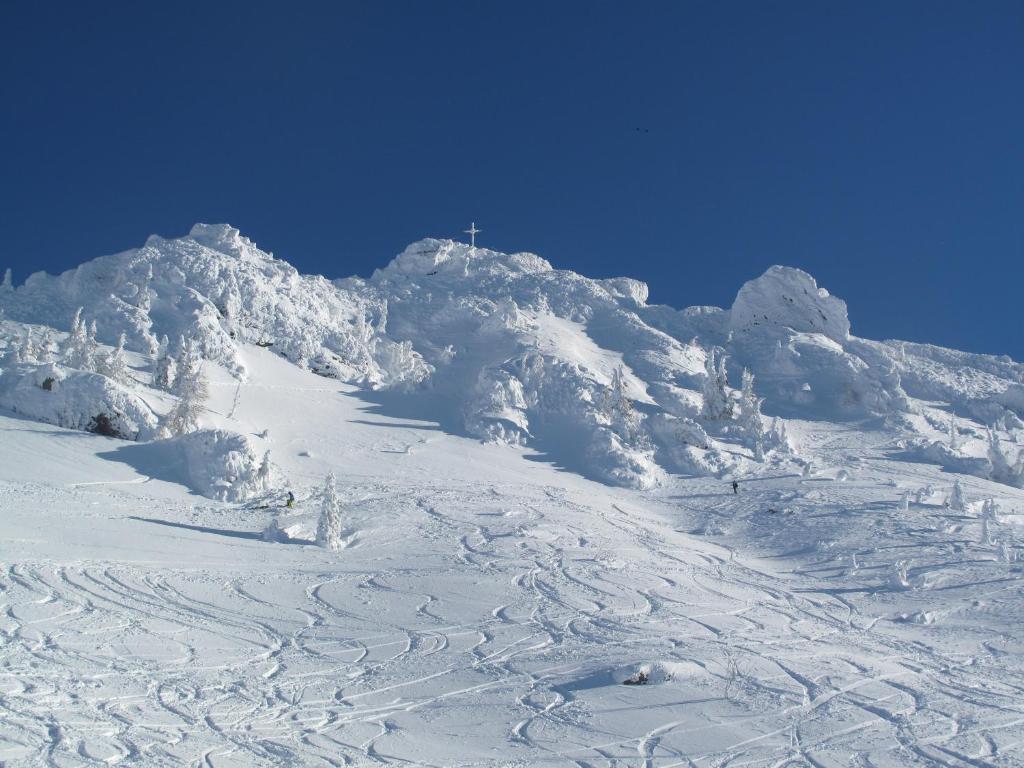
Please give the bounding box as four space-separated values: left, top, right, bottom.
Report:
947 478 966 511
980 498 997 546
737 368 766 460
701 347 732 421
765 417 794 456
987 428 1024 487
890 560 911 590
39 329 57 362
163 341 208 436
153 335 176 391
18 331 36 363
600 366 644 445
898 491 911 512
1 268 12 292
99 332 130 385
316 472 343 550
63 308 96 370
948 415 960 452
135 264 153 311
257 451 273 491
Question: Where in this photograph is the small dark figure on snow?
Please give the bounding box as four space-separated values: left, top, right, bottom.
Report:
286 491 295 509
732 481 739 494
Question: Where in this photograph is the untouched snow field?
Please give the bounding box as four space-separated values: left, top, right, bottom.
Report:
1 347 1022 767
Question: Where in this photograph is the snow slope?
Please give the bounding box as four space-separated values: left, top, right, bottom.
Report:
0 226 1023 766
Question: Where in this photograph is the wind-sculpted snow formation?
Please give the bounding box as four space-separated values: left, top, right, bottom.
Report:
1 223 1024 491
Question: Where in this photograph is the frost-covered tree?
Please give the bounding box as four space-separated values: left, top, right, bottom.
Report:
765 417 794 456
1 268 12 292
898 491 910 512
737 369 766 460
135 263 153 311
600 366 644 445
890 560 911 590
63 308 96 370
257 451 273 491
315 472 343 550
39 329 58 362
163 342 208 436
17 331 36 363
217 271 242 335
99 332 131 385
947 479 966 512
980 498 997 546
701 348 732 421
153 335 176 391
948 415 961 452
987 428 1024 488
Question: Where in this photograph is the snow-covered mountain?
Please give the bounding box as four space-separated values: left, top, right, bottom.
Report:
2 223 1022 491
1 226 1023 766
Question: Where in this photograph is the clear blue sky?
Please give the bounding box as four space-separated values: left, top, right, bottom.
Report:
2 2 1022 357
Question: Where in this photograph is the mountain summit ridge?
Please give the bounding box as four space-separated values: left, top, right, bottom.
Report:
1 223 1022 490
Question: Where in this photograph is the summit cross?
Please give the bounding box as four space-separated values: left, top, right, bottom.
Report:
464 222 480 247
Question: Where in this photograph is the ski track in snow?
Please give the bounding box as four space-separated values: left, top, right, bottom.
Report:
1 352 1023 766
2 465 1023 767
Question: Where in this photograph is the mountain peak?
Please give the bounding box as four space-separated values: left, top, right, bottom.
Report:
185 223 259 258
373 238 554 282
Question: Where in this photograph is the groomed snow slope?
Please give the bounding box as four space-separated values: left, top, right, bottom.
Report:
0 346 1022 767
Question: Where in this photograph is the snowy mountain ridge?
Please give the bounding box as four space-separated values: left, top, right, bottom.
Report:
2 223 1023 492
3 225 1024 766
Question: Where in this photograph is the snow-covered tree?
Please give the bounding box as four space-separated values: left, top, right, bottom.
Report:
135 264 153 311
39 329 58 362
948 415 961 452
987 428 1024 487
701 347 732 421
99 332 131 385
765 417 794 456
737 369 766 460
316 472 343 550
153 335 176 391
217 272 242 335
600 366 644 445
890 560 911 590
947 479 966 511
163 342 208 436
980 498 997 546
63 308 96 370
257 451 273 491
17 331 36 363
898 491 910 512
1 268 12 292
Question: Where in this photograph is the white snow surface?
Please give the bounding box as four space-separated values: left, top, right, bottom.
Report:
0 226 1023 766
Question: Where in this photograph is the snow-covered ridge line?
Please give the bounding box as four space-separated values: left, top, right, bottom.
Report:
1 223 1023 491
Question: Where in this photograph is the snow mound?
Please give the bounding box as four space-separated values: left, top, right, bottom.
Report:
0 361 157 440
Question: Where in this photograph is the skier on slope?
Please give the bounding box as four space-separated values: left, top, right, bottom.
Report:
286 491 295 508
732 480 739 494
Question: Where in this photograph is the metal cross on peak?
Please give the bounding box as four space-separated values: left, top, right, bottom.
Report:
463 222 481 247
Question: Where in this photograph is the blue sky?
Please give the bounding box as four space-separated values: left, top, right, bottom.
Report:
2 2 1022 357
